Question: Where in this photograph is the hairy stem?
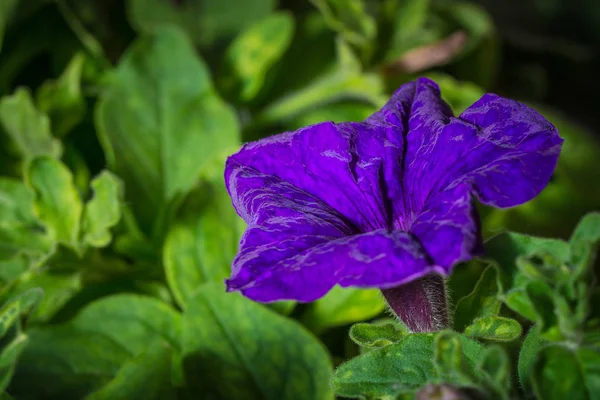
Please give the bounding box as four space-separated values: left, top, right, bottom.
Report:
381 274 449 333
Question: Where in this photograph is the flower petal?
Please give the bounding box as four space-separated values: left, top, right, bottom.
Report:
225 162 433 302
443 94 563 207
366 77 454 228
403 88 562 211
227 118 406 232
409 183 482 271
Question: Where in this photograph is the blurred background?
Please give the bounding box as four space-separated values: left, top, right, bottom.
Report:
0 0 599 399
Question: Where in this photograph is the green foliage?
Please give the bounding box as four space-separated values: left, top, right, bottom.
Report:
219 12 295 102
163 181 242 309
0 88 62 162
0 288 42 391
301 286 386 332
0 2 599 399
95 26 239 237
181 283 333 400
349 320 408 348
26 157 83 252
332 332 487 398
36 53 86 138
464 316 522 342
127 0 276 48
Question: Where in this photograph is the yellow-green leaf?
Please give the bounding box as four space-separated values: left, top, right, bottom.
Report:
302 286 385 332
26 157 82 252
221 12 295 101
82 171 123 248
0 88 62 161
464 316 522 342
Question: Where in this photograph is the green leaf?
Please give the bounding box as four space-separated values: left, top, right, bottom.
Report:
464 316 522 342
181 283 333 400
220 12 295 102
127 0 276 48
10 326 132 399
0 177 53 263
453 265 501 332
163 181 242 309
485 232 570 290
578 346 600 397
301 286 386 332
518 326 547 391
386 0 431 60
36 52 86 137
254 39 385 128
96 26 239 236
4 269 82 323
484 232 569 319
310 0 376 58
70 294 181 355
332 333 484 398
86 341 176 400
81 171 123 248
0 88 62 161
478 345 511 398
349 320 408 348
526 280 560 339
0 288 43 392
26 157 82 252
532 345 587 400
434 331 474 385
570 213 600 246
0 0 18 54
10 294 182 398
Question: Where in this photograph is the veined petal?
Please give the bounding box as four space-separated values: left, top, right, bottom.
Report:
227 119 406 232
366 78 454 228
233 228 433 303
225 162 433 302
409 184 482 271
442 94 563 207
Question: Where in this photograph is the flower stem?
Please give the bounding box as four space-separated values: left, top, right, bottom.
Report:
381 274 449 333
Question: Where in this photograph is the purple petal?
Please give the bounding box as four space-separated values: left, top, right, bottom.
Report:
402 89 562 211
444 94 563 207
367 78 454 229
409 184 482 271
225 162 435 302
226 118 407 232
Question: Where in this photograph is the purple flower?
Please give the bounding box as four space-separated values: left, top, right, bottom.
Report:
224 78 562 305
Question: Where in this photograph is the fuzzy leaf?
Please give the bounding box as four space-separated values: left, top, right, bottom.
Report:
532 345 587 400
349 320 408 348
454 265 501 331
332 333 483 398
464 316 522 342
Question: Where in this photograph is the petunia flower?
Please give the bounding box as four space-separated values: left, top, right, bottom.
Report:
224 78 562 332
